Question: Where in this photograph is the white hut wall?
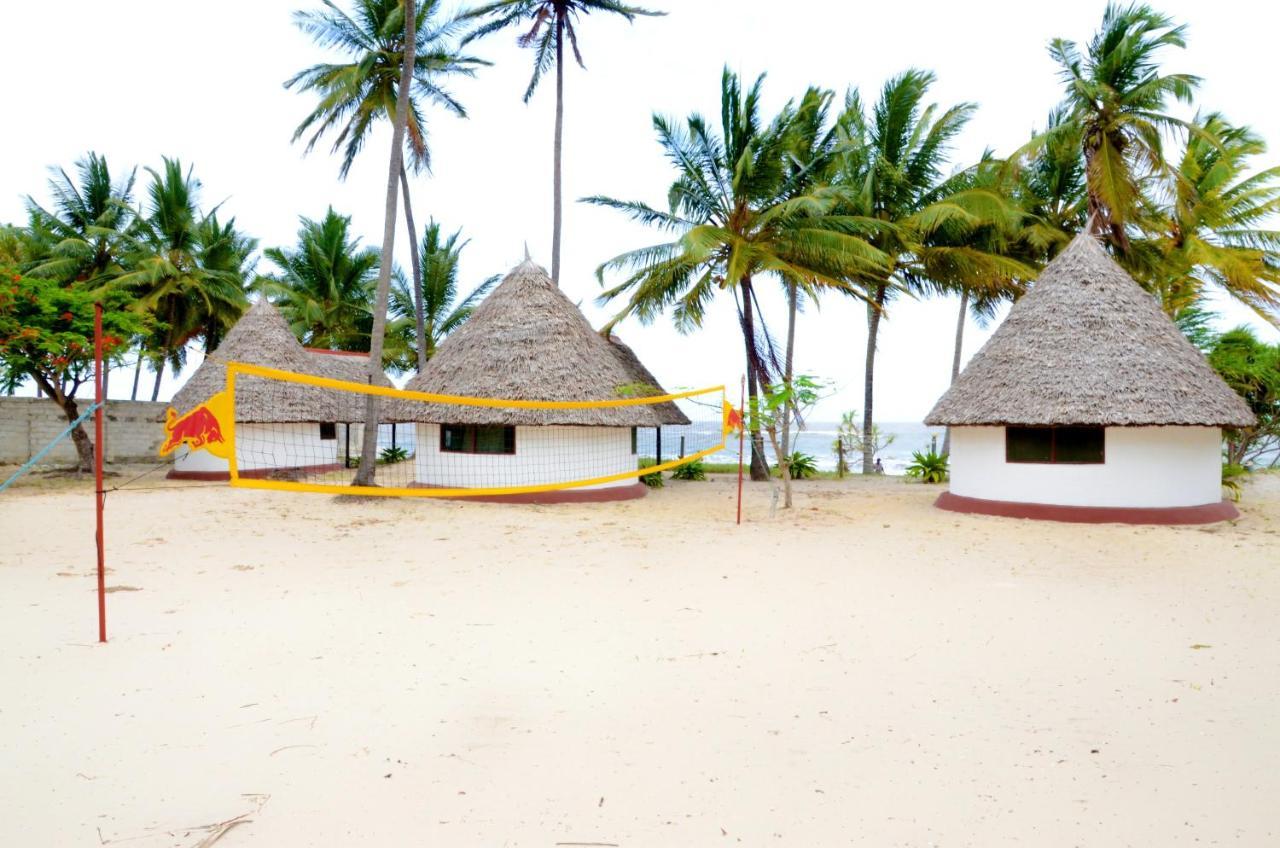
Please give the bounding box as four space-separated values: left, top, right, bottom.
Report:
414 424 636 490
174 422 338 475
949 425 1223 508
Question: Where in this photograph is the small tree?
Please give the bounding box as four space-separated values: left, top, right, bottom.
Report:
749 375 823 509
1208 327 1280 468
0 271 141 470
834 409 895 474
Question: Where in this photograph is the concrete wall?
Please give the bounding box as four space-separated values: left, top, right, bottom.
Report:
414 424 637 490
950 425 1223 508
175 422 337 474
0 397 166 465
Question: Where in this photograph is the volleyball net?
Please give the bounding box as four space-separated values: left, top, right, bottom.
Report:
209 362 731 498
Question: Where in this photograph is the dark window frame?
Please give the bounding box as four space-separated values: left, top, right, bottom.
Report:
1005 425 1106 465
440 424 516 455
319 422 337 441
630 426 638 455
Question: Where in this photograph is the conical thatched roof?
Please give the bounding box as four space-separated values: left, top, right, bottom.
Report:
305 349 393 423
395 259 685 426
926 233 1255 427
607 336 691 425
170 300 336 423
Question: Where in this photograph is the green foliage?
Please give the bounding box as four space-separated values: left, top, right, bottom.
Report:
387 220 497 371
833 409 896 474
640 470 664 488
784 452 817 479
905 448 949 483
670 459 707 481
379 445 409 464
1208 326 1280 468
263 208 379 352
1221 463 1248 502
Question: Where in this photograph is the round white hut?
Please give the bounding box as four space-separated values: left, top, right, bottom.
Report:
167 301 342 479
925 233 1256 524
395 259 689 501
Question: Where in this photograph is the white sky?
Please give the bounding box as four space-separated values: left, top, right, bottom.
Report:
4 0 1278 420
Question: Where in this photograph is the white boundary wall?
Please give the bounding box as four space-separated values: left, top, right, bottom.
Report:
949 425 1223 508
176 423 337 474
414 424 635 490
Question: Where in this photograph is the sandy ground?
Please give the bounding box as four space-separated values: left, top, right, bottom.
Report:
2 468 1279 847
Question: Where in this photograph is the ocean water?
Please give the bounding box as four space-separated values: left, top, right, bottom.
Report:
642 421 946 475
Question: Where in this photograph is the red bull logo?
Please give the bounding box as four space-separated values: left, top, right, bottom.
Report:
160 390 233 460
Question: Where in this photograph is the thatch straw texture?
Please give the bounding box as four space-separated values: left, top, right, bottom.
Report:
305 349 393 423
395 260 685 426
607 336 691 426
170 300 337 423
926 233 1256 427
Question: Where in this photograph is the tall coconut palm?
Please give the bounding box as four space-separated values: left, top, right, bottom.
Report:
24 152 137 285
461 0 663 285
588 69 886 482
264 208 381 350
1048 2 1198 251
288 0 485 371
387 219 497 369
117 158 256 400
1131 114 1280 323
831 70 1033 473
355 0 416 486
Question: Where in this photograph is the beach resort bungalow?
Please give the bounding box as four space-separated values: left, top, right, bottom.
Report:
925 233 1256 524
167 300 345 479
395 258 689 500
305 348 399 468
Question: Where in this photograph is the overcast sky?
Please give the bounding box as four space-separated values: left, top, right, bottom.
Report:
4 0 1278 420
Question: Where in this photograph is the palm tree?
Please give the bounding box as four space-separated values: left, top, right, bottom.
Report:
355 0 416 486
831 70 1032 473
288 0 485 371
387 219 497 369
588 69 886 483
1047 2 1198 251
117 159 257 400
461 0 663 285
263 208 381 351
1132 113 1280 323
24 152 137 285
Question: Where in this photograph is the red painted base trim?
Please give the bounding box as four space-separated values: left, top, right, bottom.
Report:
409 481 648 504
166 462 344 482
935 491 1239 525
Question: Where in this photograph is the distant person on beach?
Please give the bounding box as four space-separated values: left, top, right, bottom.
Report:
874 458 884 475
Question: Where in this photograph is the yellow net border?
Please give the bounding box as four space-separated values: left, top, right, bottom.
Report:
224 361 729 498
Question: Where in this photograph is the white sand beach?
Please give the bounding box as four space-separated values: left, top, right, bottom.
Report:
2 471 1279 846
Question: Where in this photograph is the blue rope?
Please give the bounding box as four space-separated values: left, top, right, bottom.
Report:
0 401 103 494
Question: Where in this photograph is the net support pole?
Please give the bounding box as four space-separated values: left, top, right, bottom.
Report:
736 375 745 526
94 302 107 643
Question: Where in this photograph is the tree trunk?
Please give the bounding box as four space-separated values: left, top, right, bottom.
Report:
741 276 769 481
399 165 427 372
150 358 164 402
131 353 142 401
779 281 798 507
861 285 886 474
354 0 416 486
942 289 968 457
551 19 565 285
33 372 93 472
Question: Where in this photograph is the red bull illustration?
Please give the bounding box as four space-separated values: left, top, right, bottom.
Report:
160 390 233 460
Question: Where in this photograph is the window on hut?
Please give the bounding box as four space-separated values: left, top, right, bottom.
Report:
631 426 638 455
1005 426 1104 464
319 422 337 440
441 424 516 455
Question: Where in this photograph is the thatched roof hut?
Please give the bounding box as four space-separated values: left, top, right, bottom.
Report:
305 348 393 423
926 233 1255 428
395 260 690 426
171 300 337 423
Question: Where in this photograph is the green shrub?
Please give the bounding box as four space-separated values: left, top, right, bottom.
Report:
670 459 707 481
785 451 818 479
379 445 409 464
905 448 949 483
640 471 665 488
1222 463 1248 502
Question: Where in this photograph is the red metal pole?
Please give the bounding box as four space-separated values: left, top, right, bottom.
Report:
736 375 745 526
94 303 107 643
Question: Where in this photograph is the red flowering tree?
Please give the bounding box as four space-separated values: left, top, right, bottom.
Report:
0 270 143 470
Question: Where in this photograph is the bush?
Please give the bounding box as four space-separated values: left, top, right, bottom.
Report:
640 471 665 488
905 448 949 483
670 459 707 481
379 445 409 464
785 451 818 479
1222 463 1248 502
